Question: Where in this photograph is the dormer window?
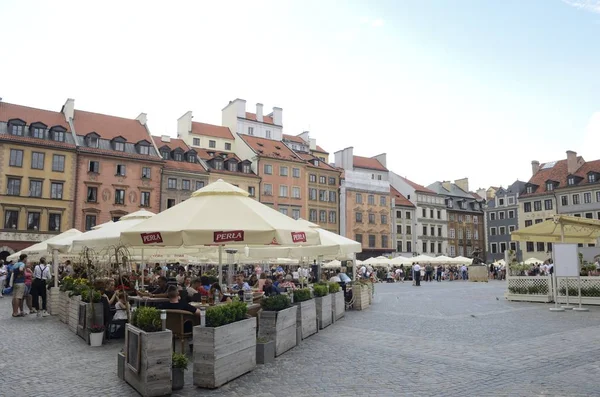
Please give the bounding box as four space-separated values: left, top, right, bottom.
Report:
160 150 169 160
140 145 149 155
447 199 453 208
526 186 533 194
88 136 99 148
228 161 237 172
112 137 126 151
588 173 597 183
187 154 196 163
31 123 47 139
51 127 66 142
214 159 223 170
546 182 554 191
314 160 319 167
242 163 251 173
568 177 575 186
8 120 25 136
174 153 183 161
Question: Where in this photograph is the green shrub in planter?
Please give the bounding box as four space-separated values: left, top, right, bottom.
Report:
313 284 329 297
261 295 291 311
205 301 248 327
172 352 189 370
81 288 102 303
293 288 312 302
132 306 162 332
328 282 341 294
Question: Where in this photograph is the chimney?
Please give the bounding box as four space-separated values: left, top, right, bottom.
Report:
373 153 387 168
566 150 578 174
455 178 469 192
272 107 282 126
309 138 317 151
531 160 540 176
177 111 193 139
62 98 74 122
161 135 171 143
256 103 263 122
477 188 487 200
442 181 452 191
136 112 147 126
298 131 310 143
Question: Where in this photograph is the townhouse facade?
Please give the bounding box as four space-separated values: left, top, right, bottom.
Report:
282 132 340 233
391 173 448 257
335 147 391 259
485 181 526 262
427 179 485 259
0 101 78 259
391 186 416 256
152 136 210 210
520 150 600 260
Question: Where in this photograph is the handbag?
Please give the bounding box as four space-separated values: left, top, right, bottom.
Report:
3 286 12 295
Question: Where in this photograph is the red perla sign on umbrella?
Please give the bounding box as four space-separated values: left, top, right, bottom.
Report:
141 232 163 244
214 230 245 243
291 231 307 243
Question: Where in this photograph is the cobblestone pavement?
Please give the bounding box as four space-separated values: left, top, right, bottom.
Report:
2 281 600 396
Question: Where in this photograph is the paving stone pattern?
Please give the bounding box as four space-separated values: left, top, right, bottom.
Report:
2 281 600 396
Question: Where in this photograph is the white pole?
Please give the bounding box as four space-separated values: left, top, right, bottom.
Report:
218 245 223 286
574 250 589 312
550 223 565 312
52 249 59 288
140 248 145 291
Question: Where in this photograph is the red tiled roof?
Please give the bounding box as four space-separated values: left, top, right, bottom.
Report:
196 148 242 162
244 112 274 125
282 134 304 144
152 136 189 152
398 176 435 194
353 155 387 171
297 152 339 172
314 145 329 154
78 147 162 162
0 132 75 150
208 168 261 179
390 186 415 207
240 135 304 163
190 122 234 139
73 109 149 143
523 158 600 197
470 192 484 200
163 160 208 173
0 102 71 131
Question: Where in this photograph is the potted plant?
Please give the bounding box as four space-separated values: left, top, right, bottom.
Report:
256 336 275 365
313 283 332 329
329 282 345 322
293 288 317 340
89 324 105 347
193 301 256 389
353 280 371 310
258 294 298 357
80 288 104 344
172 352 188 391
124 307 172 397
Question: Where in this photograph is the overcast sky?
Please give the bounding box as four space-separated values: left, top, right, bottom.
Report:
2 0 600 191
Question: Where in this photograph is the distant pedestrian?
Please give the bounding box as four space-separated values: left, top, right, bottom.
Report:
32 257 52 317
436 265 443 282
413 263 421 286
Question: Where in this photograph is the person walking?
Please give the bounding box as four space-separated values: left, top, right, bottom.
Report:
436 265 443 282
413 263 421 286
0 261 7 297
32 257 52 317
11 254 27 317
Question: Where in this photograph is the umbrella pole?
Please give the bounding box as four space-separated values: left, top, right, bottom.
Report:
218 245 223 286
141 248 145 291
550 224 565 312
52 249 59 288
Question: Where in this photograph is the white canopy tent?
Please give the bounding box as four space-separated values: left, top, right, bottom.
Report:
523 257 542 265
453 256 473 265
411 254 435 263
323 259 342 269
389 256 414 266
7 228 83 262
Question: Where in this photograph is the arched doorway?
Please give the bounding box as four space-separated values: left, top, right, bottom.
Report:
0 246 15 262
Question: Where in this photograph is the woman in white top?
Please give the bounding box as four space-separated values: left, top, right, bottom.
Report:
113 291 130 321
0 261 7 297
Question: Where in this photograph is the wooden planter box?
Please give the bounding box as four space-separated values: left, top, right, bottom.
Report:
59 291 68 324
77 302 105 344
256 340 275 364
193 317 256 389
258 306 298 357
353 284 370 310
506 293 552 303
48 287 60 316
315 295 332 330
331 291 345 321
294 299 317 340
124 324 172 397
68 295 81 334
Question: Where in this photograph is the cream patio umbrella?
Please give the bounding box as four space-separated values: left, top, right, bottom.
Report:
411 254 434 263
523 257 542 265
389 256 414 266
120 180 321 284
323 259 342 269
429 255 454 263
7 228 83 262
453 256 473 265
511 215 600 244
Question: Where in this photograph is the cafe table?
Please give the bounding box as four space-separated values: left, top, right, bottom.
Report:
129 296 170 307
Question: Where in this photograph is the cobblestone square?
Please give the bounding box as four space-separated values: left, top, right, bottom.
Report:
2 281 600 396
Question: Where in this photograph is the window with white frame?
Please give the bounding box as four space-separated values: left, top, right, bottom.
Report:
572 194 580 205
449 228 455 238
279 185 288 197
450 246 456 256
584 192 592 204
491 243 498 254
490 227 497 236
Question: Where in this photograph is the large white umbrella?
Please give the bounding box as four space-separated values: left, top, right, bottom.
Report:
389 256 413 266
245 218 361 259
363 256 391 267
453 256 472 265
429 255 454 263
411 254 434 263
523 257 541 265
121 180 320 247
7 229 83 262
323 259 342 269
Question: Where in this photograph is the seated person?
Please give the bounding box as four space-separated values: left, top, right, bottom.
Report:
278 275 296 291
138 276 169 298
273 274 284 288
263 278 280 297
199 276 211 293
248 274 258 288
158 286 201 333
231 274 251 293
209 283 231 303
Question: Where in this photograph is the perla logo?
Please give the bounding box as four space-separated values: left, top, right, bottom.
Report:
141 232 163 244
214 230 245 243
291 232 307 243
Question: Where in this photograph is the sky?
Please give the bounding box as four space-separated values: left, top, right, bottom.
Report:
1 0 600 191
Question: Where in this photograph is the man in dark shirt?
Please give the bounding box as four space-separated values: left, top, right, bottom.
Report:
158 286 200 317
139 276 169 298
263 278 280 297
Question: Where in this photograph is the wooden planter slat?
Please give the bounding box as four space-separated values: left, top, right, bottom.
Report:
315 295 332 329
193 317 256 389
258 306 298 357
295 299 317 340
331 291 345 321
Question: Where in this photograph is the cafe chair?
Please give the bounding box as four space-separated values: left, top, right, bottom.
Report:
165 309 200 353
